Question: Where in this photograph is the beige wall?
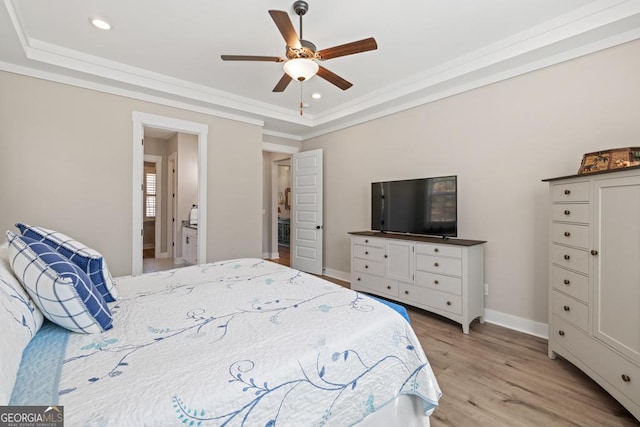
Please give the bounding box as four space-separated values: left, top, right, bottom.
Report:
0 71 263 277
302 39 640 324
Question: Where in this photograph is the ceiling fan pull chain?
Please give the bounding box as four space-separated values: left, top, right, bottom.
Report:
300 83 304 116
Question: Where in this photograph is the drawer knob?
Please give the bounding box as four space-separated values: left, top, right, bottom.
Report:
446 301 452 306
365 265 369 269
384 254 388 258
434 248 439 253
434 280 439 285
563 305 570 312
404 290 409 295
564 189 571 195
365 251 369 255
564 210 571 215
365 239 369 243
564 231 571 237
357 277 361 281
591 250 598 256
622 374 631 383
558 330 565 336
387 285 391 290
434 262 439 267
564 279 570 285
563 254 570 260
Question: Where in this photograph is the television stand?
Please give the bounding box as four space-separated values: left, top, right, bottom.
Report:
349 231 486 334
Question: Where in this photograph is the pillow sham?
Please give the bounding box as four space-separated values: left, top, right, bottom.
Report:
0 240 44 405
15 223 118 302
7 231 113 334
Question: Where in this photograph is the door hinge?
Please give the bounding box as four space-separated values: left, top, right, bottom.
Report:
141 139 144 146
141 184 144 191
140 229 143 236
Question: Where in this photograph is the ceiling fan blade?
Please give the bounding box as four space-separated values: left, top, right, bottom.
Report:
221 55 284 62
317 66 352 90
268 10 301 49
317 37 378 60
273 73 293 92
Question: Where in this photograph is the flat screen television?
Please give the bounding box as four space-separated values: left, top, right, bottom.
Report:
371 175 457 237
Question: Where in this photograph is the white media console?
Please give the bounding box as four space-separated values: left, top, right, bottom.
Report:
349 231 485 334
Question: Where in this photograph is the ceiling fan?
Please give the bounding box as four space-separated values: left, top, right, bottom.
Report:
221 0 378 93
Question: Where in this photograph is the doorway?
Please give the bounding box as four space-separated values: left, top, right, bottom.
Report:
132 112 208 276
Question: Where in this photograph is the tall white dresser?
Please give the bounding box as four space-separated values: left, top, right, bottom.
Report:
545 166 640 420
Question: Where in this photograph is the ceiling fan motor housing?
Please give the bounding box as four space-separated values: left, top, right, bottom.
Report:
293 1 309 16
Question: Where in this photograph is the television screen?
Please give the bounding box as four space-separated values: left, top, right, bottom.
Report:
371 176 457 237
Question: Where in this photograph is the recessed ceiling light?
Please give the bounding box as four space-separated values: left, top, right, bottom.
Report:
311 93 322 99
91 18 111 30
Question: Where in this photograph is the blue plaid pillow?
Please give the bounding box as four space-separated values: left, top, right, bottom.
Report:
7 231 113 334
16 223 118 302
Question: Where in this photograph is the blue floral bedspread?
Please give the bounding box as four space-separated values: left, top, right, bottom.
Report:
24 259 442 425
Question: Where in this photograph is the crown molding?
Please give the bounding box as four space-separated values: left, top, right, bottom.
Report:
3 0 640 140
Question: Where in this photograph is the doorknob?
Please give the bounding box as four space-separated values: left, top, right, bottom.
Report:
316 225 323 230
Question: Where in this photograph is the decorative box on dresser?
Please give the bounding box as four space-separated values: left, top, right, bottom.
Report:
349 231 485 334
544 166 640 420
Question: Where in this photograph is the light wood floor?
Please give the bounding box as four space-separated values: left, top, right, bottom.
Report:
270 247 639 426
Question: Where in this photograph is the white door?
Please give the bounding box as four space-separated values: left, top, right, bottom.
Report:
291 149 323 274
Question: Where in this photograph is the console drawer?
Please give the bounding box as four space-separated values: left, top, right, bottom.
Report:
552 204 589 224
551 290 588 331
416 243 462 258
399 284 462 315
552 222 589 249
353 244 384 262
353 258 384 276
416 254 462 277
551 244 589 275
551 266 589 303
415 271 462 295
352 273 398 298
552 181 589 203
553 316 640 404
352 236 383 248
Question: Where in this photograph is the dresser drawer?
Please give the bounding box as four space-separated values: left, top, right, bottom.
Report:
551 290 588 331
415 271 462 295
551 244 589 275
553 316 640 404
415 243 462 258
551 266 589 303
552 222 589 249
552 203 590 224
416 254 462 276
353 244 384 262
353 258 384 276
352 236 384 248
352 273 398 298
551 181 590 203
399 284 462 315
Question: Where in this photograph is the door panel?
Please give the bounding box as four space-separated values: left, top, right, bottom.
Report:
291 149 323 274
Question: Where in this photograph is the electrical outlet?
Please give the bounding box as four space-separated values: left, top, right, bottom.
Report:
484 283 489 296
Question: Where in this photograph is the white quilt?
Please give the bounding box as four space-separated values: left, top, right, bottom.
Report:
54 259 441 425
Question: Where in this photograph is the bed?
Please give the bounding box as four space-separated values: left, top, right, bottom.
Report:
5 255 441 425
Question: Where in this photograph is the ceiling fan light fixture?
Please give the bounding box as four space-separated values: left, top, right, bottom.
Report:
283 58 318 82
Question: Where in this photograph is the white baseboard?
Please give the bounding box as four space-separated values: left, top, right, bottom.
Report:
320 268 548 339
263 252 279 259
175 258 186 265
483 309 548 339
322 267 351 283
155 252 169 259
143 243 154 249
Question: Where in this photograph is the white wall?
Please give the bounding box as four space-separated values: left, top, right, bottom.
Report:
0 71 263 276
302 39 640 325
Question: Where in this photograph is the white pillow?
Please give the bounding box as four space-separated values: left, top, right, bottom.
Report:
16 223 118 302
0 239 44 405
7 231 113 334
